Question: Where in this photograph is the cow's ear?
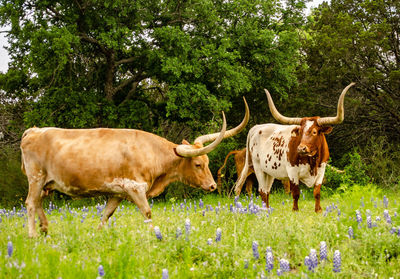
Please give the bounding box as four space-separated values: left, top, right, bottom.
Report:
321 126 333 134
291 127 300 137
181 139 190 145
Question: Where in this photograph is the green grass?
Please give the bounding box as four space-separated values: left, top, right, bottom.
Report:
1 185 399 278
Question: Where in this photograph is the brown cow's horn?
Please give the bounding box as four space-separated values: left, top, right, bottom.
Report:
175 112 227 157
193 96 250 145
264 89 302 125
317 82 356 126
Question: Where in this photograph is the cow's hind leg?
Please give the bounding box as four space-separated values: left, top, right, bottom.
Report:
98 196 123 229
25 170 46 238
253 164 274 208
313 184 322 213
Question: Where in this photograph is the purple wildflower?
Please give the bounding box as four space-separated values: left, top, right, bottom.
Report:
185 218 191 235
176 227 182 239
199 199 204 208
162 268 169 279
348 226 354 239
244 259 249 269
276 269 282 276
309 249 318 271
320 241 327 261
266 252 274 273
333 250 341 273
207 238 213 245
356 210 362 224
215 228 222 242
383 195 389 208
367 216 372 228
98 265 105 277
304 256 311 270
252 241 259 260
7 241 13 257
279 258 290 273
154 226 162 241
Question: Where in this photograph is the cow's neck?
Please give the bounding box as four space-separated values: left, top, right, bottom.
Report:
145 149 185 198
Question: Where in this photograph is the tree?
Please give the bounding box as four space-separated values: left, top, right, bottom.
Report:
303 0 400 157
0 0 306 139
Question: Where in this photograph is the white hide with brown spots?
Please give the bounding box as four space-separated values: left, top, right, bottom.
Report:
235 123 327 195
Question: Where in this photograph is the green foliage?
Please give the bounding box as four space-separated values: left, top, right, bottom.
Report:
0 0 306 133
325 150 370 189
0 146 27 207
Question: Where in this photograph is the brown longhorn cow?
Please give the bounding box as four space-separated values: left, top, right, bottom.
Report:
21 98 249 237
234 83 355 211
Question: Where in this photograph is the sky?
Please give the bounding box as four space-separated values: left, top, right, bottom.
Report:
0 0 327 73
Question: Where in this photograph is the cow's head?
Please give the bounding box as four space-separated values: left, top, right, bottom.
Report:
174 98 250 191
264 82 355 157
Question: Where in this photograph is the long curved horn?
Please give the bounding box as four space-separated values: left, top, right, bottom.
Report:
317 82 356 126
175 112 227 157
264 89 302 125
193 97 250 145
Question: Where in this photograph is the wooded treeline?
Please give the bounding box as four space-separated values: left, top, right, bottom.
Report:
0 0 399 206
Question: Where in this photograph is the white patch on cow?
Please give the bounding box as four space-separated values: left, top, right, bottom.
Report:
304 120 314 133
105 178 149 193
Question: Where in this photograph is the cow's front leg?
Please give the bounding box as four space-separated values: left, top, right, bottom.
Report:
259 190 269 208
313 184 322 213
290 181 300 211
98 196 123 229
123 181 152 227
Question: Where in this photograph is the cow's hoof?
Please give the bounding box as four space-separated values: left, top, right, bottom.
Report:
315 208 322 213
292 208 299 211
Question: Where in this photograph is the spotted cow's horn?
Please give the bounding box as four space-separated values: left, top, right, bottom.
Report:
264 89 302 125
317 82 356 126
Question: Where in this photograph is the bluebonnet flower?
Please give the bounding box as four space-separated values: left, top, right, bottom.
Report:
252 241 259 260
376 216 381 222
355 210 362 225
171 205 174 212
304 256 311 270
154 226 162 240
309 249 318 271
175 227 182 239
185 218 191 235
162 268 169 279
320 241 327 261
279 258 290 273
207 238 213 245
276 269 282 276
383 195 389 208
98 265 105 277
202 210 205 216
215 228 222 242
266 252 274 273
366 209 371 217
244 259 249 269
333 250 341 272
199 199 204 208
7 241 13 257
367 216 372 228
348 226 354 239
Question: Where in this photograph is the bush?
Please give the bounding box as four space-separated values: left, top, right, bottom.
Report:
0 146 28 208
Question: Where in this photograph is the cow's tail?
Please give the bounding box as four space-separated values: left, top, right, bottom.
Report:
217 150 240 191
231 132 252 197
20 127 36 176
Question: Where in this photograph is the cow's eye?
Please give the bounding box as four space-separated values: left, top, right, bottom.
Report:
195 163 202 168
312 129 318 136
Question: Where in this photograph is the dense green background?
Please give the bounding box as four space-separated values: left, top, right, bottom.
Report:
0 0 399 207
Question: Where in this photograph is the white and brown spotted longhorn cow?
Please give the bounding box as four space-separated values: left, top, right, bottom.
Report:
21 98 249 237
234 83 355 212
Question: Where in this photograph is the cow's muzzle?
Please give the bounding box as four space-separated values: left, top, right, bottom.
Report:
207 183 217 192
297 145 316 156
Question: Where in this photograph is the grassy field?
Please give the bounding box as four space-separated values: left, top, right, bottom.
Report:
1 184 399 278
